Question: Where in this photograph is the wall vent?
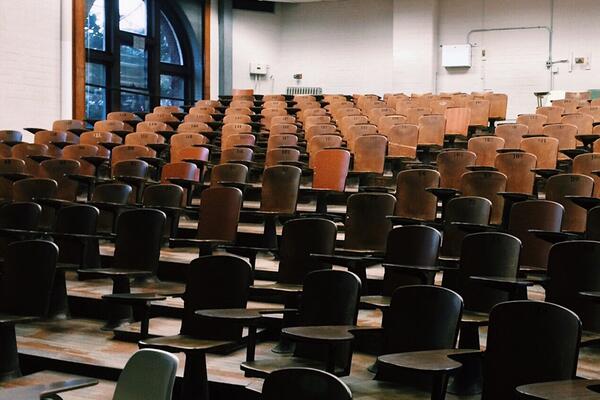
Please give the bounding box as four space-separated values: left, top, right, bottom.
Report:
286 87 323 96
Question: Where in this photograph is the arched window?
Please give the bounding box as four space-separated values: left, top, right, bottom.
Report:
84 0 199 120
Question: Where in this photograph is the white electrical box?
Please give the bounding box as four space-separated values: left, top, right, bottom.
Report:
250 63 268 75
441 44 472 68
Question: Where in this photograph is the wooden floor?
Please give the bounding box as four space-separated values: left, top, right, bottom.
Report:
5 251 600 399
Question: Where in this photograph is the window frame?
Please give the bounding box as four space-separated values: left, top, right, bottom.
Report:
84 0 197 117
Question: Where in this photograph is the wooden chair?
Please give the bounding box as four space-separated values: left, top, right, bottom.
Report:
112 349 178 400
78 209 165 328
111 145 154 166
220 147 254 166
112 160 149 203
305 116 332 132
225 107 254 116
33 131 70 158
485 93 508 122
393 169 440 223
142 184 184 238
171 187 242 255
223 114 252 125
241 269 361 377
177 122 212 134
221 133 256 151
222 123 252 138
347 124 378 150
261 108 288 127
52 204 100 273
140 255 252 400
62 144 104 176
51 119 87 134
39 159 80 201
444 107 471 143
430 99 455 115
542 123 579 159
353 135 387 174
552 99 579 114
361 226 442 309
562 112 594 136
429 150 477 215
136 121 173 134
89 183 132 233
439 196 492 261
495 151 537 196
536 106 565 124
0 240 58 381
461 171 507 225
340 116 368 137
545 174 594 233
546 240 600 335
307 135 343 168
161 162 200 206
573 153 600 197
386 124 418 159
311 149 351 213
107 111 142 129
266 134 298 153
13 178 59 229
405 107 432 125
467 99 490 130
467 136 505 168
518 137 560 182
94 120 133 135
508 200 564 272
209 163 248 187
375 285 463 392
379 301 581 400
305 124 337 141
0 159 29 201
170 133 210 162
11 143 50 177
265 148 301 168
270 123 298 136
495 123 528 149
516 114 547 134
261 368 352 400
418 114 446 149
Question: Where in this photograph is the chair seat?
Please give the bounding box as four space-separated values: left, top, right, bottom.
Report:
241 357 346 379
102 293 166 305
377 349 481 373
360 295 391 309
140 335 233 353
0 314 38 325
461 310 489 326
77 268 153 279
250 282 303 294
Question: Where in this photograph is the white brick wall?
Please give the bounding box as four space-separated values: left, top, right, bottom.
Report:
0 0 71 138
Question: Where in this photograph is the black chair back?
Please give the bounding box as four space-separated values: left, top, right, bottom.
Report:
262 368 352 400
482 301 581 400
54 205 100 268
181 255 252 340
344 192 396 252
440 196 491 258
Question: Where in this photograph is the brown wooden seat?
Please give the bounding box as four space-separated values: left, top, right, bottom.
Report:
461 171 507 225
89 183 132 233
467 99 491 130
382 301 581 400
51 119 88 135
78 208 166 328
221 133 256 151
140 255 252 400
536 106 565 124
142 183 184 238
161 162 200 206
136 121 173 134
310 149 351 213
34 130 74 158
93 119 133 135
209 163 248 187
223 114 252 125
270 123 298 137
0 240 58 381
0 159 29 201
13 177 59 229
386 124 418 160
516 114 547 135
39 159 81 201
305 124 337 141
171 186 242 255
573 153 600 198
467 136 505 168
546 240 600 338
562 113 593 135
509 200 564 273
485 93 508 123
176 122 212 134
111 145 154 166
170 133 210 162
347 124 378 151
405 107 432 125
545 174 594 233
430 99 455 115
418 114 446 149
112 160 150 203
392 168 440 223
520 136 560 178
220 147 254 166
378 115 408 136
495 123 528 149
352 134 388 175
11 143 50 177
542 123 579 159
265 134 299 153
429 150 477 216
265 148 301 168
241 270 361 378
444 107 471 143
307 135 343 168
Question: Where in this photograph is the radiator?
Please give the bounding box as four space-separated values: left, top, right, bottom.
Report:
286 86 323 96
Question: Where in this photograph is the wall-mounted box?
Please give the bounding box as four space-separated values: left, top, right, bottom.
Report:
249 63 268 75
441 44 472 68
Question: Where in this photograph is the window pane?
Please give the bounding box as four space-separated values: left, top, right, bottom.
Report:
85 62 106 120
85 0 105 50
86 62 106 86
119 0 147 35
160 12 183 65
120 44 148 89
160 75 185 105
86 86 107 120
121 92 150 112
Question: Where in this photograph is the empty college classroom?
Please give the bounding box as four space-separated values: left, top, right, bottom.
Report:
0 0 599 399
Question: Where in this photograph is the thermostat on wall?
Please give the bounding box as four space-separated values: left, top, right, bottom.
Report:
441 44 472 68
249 62 268 75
